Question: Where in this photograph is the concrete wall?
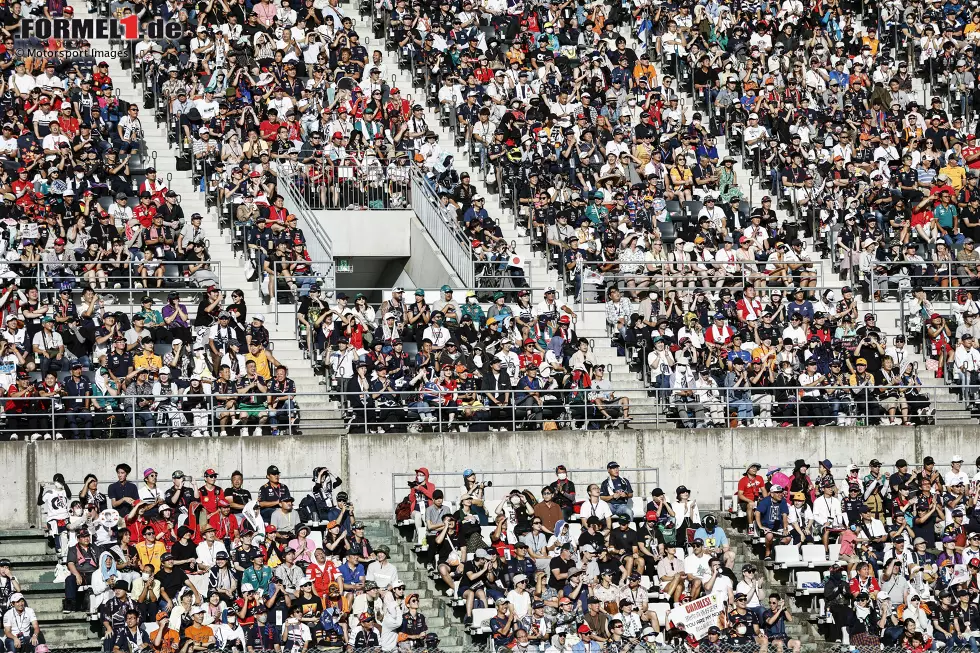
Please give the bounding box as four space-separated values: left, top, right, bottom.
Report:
4 426 977 527
317 211 414 258
404 218 463 287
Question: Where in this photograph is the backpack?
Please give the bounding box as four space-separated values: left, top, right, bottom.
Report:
394 496 412 522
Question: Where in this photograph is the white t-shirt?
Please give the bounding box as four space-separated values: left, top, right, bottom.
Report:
684 553 713 583
735 580 764 608
947 469 970 487
3 607 37 636
709 573 733 605
579 499 612 523
506 589 532 619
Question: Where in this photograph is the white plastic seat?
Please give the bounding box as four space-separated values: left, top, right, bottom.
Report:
649 602 670 627
774 544 804 568
796 570 823 594
828 543 842 563
470 607 496 632
801 544 832 567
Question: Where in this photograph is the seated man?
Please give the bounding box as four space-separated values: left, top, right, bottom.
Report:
754 485 791 561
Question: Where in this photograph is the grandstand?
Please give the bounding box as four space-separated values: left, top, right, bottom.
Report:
5 0 980 646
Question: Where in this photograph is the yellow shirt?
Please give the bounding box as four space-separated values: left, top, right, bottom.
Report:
941 164 966 190
136 539 166 572
246 351 272 379
133 352 163 372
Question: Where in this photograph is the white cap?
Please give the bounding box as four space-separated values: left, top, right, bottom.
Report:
191 606 207 615
10 592 23 602
513 574 528 584
253 313 265 322
953 455 965 462
749 112 759 119
158 366 171 375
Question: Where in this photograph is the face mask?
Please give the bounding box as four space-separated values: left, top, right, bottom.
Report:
142 572 150 580
73 507 83 516
257 615 268 624
417 474 425 483
511 497 522 506
557 473 567 480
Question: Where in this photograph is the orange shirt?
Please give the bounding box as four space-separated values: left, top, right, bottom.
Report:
632 62 657 83
184 624 214 646
152 627 180 653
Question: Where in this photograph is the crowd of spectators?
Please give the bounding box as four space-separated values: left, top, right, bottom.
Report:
0 0 336 439
0 281 300 439
26 462 439 652
313 284 649 432
398 464 806 652
738 454 980 650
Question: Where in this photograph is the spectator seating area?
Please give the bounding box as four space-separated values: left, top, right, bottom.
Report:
724 455 980 651
391 465 812 651
20 462 454 652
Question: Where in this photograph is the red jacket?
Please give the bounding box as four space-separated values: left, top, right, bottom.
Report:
407 467 436 513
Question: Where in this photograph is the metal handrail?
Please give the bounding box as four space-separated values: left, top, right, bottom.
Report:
410 167 475 288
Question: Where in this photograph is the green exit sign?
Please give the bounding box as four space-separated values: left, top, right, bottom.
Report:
336 258 353 273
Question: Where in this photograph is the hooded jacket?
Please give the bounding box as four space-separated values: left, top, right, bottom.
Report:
407 468 436 513
300 467 344 522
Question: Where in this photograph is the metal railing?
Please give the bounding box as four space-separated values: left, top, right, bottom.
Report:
411 167 476 288
279 179 337 298
718 464 957 512
390 466 661 517
27 259 221 299
290 158 412 211
0 390 326 441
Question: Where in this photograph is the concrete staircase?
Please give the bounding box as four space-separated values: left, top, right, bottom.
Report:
721 519 823 651
76 8 346 435
362 520 471 653
0 529 98 650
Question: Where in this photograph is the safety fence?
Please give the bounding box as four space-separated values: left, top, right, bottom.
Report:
391 467 661 517
26 259 222 301
4 376 966 441
718 464 958 512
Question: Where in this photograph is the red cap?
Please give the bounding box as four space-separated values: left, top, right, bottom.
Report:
338 107 347 113
559 315 570 324
577 625 592 635
391 87 400 93
523 338 535 345
217 498 230 507
249 171 260 178
17 167 25 173
645 510 658 521
39 97 50 104
99 61 108 66
332 131 343 139
265 524 277 533
204 468 217 476
55 237 65 245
